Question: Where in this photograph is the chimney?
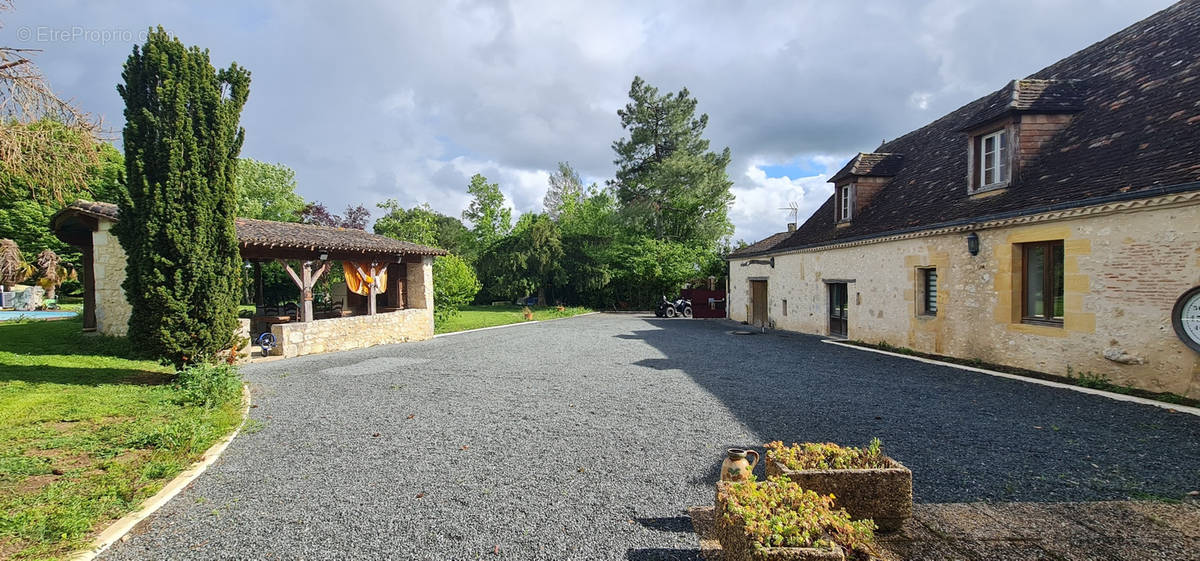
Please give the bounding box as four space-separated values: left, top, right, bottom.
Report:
787 222 796 232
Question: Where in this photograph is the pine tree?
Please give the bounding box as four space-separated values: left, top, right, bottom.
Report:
115 27 250 367
611 76 734 248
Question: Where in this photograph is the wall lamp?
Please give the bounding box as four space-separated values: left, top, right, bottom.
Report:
318 252 329 261
966 232 980 256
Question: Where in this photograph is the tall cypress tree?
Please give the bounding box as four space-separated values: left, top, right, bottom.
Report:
116 28 250 367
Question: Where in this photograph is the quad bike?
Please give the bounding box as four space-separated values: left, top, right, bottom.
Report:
655 295 693 318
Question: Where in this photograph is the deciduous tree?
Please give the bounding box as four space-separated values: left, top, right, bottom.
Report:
0 2 102 203
462 173 512 252
234 158 305 222
432 253 480 323
543 162 585 221
300 202 370 230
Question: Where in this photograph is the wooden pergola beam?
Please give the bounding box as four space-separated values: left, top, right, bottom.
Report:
277 259 331 322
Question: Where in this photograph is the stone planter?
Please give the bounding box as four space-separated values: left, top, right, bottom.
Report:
765 457 912 532
714 482 846 561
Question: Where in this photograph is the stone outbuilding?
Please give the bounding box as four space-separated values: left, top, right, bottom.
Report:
727 2 1200 399
51 200 446 358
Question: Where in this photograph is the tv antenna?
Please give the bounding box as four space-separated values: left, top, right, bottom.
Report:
779 201 799 223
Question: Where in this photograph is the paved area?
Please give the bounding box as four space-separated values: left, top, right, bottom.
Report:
103 313 1200 560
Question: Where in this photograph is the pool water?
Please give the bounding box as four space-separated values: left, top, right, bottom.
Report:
0 310 79 321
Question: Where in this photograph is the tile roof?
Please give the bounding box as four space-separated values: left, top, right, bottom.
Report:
729 230 792 259
235 216 446 256
828 153 905 183
736 1 1200 258
960 79 1085 131
53 201 447 256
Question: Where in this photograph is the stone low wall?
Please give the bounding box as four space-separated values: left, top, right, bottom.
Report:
270 309 434 358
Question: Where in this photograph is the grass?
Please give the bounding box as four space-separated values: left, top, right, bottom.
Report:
0 319 244 560
434 305 592 334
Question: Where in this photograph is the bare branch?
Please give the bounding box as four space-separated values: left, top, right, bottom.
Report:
0 1 105 203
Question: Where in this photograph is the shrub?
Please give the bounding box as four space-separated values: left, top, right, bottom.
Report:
174 363 242 410
433 253 481 323
721 475 877 558
765 438 888 471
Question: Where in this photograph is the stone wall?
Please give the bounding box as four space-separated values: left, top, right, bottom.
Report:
270 308 434 358
729 201 1200 398
92 220 131 336
406 255 433 309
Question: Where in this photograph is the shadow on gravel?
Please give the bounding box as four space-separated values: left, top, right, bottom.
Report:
634 516 694 533
625 548 703 561
623 318 1200 504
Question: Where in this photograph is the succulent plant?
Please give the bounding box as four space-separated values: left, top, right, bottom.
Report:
764 438 889 471
721 475 877 558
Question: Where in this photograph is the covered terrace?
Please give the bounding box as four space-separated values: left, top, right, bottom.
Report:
51 200 446 357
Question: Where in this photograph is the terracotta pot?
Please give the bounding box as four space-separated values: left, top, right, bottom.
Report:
720 448 759 481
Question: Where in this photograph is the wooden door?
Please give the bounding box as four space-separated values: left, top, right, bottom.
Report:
828 283 848 338
750 280 768 328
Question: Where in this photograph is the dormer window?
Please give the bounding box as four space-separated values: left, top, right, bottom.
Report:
828 153 902 222
836 183 853 222
961 79 1083 195
978 129 1010 188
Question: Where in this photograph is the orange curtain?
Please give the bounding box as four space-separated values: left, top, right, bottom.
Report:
343 262 388 296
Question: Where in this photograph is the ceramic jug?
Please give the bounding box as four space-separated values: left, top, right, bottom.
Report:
720 448 759 482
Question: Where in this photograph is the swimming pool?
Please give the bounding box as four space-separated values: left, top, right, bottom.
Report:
0 310 79 322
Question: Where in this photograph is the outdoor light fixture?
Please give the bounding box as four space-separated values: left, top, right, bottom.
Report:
966 232 980 256
319 252 329 261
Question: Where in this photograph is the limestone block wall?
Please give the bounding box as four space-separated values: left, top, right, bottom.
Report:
271 308 434 358
92 221 132 336
728 202 1200 398
407 255 433 309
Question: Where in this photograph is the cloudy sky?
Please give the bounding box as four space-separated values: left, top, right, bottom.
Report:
4 0 1174 243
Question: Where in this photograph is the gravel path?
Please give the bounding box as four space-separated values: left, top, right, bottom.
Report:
103 313 1200 560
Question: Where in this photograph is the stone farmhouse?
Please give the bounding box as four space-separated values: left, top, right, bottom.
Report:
51 201 446 358
727 1 1200 398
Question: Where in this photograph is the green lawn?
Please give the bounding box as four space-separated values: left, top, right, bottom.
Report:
435 305 592 334
0 319 243 560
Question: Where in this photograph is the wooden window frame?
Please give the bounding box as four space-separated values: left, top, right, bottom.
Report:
1021 240 1064 326
837 183 853 222
918 267 937 317
976 129 1009 189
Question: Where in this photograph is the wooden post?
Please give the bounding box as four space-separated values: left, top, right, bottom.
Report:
253 261 264 311
301 262 313 322
368 270 377 316
278 260 308 322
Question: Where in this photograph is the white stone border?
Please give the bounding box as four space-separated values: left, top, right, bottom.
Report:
822 340 1200 417
68 384 253 561
433 311 599 338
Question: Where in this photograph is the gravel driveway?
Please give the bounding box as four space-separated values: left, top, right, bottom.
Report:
103 313 1200 560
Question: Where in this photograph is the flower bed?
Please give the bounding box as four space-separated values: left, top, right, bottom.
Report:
714 477 877 561
764 440 912 532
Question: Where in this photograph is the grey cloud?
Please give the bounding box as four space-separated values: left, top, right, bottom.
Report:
4 0 1175 243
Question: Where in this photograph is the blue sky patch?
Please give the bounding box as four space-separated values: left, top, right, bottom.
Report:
759 157 827 179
